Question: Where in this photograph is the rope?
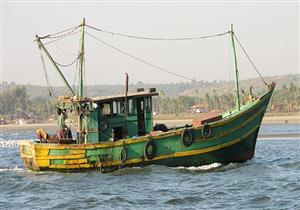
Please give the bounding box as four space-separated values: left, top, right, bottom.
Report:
73 52 79 92
86 24 230 41
39 25 80 39
55 55 79 68
44 30 80 45
38 47 55 98
84 57 87 97
46 27 79 40
97 155 102 172
233 33 268 86
85 31 195 81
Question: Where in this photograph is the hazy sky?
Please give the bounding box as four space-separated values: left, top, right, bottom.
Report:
1 1 299 86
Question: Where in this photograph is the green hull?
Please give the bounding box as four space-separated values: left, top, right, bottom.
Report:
19 88 274 173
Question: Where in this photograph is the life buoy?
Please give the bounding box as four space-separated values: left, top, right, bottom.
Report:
144 140 156 160
120 145 127 164
99 120 108 132
181 129 193 146
202 123 212 138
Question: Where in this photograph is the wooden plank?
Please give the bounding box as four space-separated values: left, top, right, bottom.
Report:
33 144 95 150
192 113 221 127
36 159 49 167
64 159 87 164
34 148 49 156
36 154 85 160
69 149 86 155
49 163 92 169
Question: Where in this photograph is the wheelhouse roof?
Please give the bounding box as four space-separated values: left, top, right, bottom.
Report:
92 89 159 103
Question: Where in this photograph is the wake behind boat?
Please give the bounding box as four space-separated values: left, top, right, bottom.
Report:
19 19 275 173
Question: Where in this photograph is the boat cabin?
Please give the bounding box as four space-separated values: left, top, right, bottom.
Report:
82 88 158 143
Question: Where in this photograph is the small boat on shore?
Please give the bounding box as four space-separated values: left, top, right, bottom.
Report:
19 19 275 173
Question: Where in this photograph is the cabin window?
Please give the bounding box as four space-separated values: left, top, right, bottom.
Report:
102 103 111 115
118 101 125 114
140 100 144 110
112 101 125 115
112 101 117 114
128 99 135 114
146 97 152 113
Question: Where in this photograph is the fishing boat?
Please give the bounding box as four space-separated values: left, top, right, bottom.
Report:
19 19 275 173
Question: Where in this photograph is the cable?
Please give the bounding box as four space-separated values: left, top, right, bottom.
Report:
84 57 87 97
38 47 55 98
47 26 80 39
86 24 230 41
73 52 79 93
44 30 80 45
85 31 195 81
233 33 268 86
55 56 79 68
38 25 80 39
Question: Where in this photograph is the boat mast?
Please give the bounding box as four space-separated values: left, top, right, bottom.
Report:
230 24 240 111
77 18 85 144
124 73 129 137
78 18 85 98
35 36 75 96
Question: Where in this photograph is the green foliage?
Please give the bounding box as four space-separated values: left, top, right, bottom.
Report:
0 85 29 118
153 92 236 114
0 85 53 122
152 82 300 114
269 82 300 112
0 75 299 123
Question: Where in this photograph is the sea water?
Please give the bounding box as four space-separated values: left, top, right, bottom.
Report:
0 124 299 209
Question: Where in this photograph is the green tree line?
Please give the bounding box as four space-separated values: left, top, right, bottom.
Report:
153 82 300 114
0 82 299 123
0 85 54 123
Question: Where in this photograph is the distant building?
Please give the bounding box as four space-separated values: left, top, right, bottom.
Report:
190 104 206 114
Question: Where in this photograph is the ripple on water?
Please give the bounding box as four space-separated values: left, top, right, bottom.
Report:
1 129 300 209
247 195 272 208
175 163 222 171
0 166 23 172
279 161 300 169
111 166 152 176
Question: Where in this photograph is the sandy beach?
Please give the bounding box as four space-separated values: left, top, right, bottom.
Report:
0 115 299 131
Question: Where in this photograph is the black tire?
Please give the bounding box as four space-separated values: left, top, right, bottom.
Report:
202 123 212 138
144 140 157 160
153 123 168 132
181 129 193 147
120 145 127 164
99 120 108 132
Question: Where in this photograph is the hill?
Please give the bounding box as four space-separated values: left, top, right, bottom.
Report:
1 74 299 99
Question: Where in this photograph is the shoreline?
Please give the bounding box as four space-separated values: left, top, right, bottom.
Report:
0 115 299 131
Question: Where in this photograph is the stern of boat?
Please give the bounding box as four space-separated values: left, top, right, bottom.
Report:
19 140 94 172
19 140 41 171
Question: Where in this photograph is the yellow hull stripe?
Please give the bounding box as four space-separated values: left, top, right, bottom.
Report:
48 164 92 169
100 123 260 167
22 123 260 170
19 105 264 170
19 103 266 154
22 154 85 160
64 159 87 165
